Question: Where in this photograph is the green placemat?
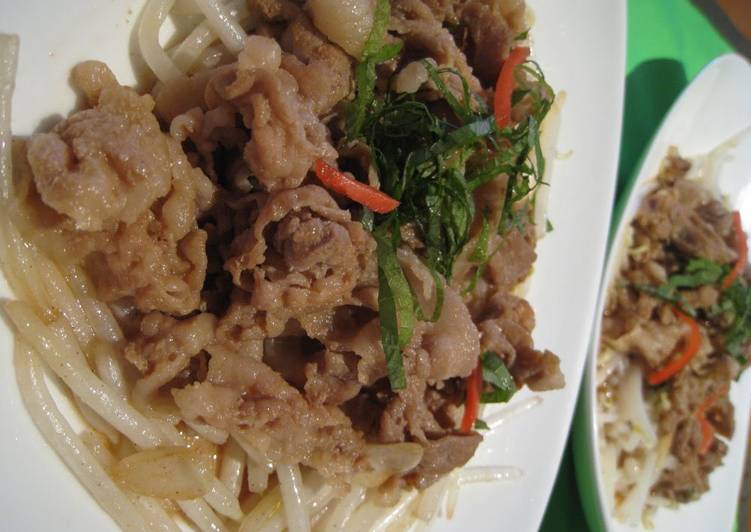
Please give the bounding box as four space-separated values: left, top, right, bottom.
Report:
539 1 733 531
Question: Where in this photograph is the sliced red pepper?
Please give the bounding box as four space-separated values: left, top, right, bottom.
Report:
721 211 747 289
696 417 715 455
460 360 483 433
493 46 530 129
647 308 702 386
693 385 728 455
314 159 400 214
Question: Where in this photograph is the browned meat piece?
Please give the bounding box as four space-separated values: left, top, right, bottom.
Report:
665 357 738 431
298 274 480 434
474 285 563 390
262 336 317 389
610 319 687 370
602 286 659 339
85 202 210 316
390 0 482 92
379 326 443 442
26 62 215 315
457 0 522 86
655 151 692 185
153 69 215 124
27 62 175 231
168 103 250 183
225 185 376 313
510 347 565 391
216 290 280 350
173 343 365 477
486 227 536 289
70 60 118 106
281 15 353 115
707 395 734 438
483 291 535 330
654 418 728 502
250 0 301 21
398 248 481 380
635 180 736 265
205 36 336 191
680 284 720 310
478 319 517 365
419 0 456 20
478 313 535 374
125 312 216 408
405 432 482 489
420 286 480 380
304 350 362 405
299 310 388 386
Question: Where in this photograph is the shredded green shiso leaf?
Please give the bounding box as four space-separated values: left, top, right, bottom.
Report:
474 419 490 430
346 0 554 389
479 351 517 403
717 279 751 365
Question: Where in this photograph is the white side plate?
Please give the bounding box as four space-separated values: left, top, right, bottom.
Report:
575 53 751 532
0 1 626 530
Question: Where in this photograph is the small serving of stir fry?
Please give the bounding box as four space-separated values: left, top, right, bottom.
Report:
598 149 751 526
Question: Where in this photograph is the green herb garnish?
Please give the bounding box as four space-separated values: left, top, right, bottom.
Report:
474 419 490 430
720 279 751 364
631 282 693 315
668 259 726 289
463 213 490 294
470 214 491 264
346 0 402 139
374 226 414 390
480 351 517 403
413 268 445 323
345 24 553 390
363 71 551 277
631 259 729 316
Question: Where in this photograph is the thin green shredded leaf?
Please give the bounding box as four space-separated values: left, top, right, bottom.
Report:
668 259 727 289
412 118 496 168
360 207 374 232
422 61 477 123
360 0 391 58
630 283 696 317
374 226 414 390
529 115 545 182
474 419 490 430
463 213 490 294
720 279 751 363
630 259 730 318
470 215 490 264
346 0 402 138
480 351 517 403
545 219 554 233
413 267 445 323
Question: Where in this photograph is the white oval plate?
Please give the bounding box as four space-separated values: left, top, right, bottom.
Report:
574 53 751 532
0 1 625 530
